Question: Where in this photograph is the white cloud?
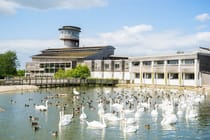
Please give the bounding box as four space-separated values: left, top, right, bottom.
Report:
81 24 210 56
195 13 210 22
0 39 62 68
196 24 208 30
0 0 107 14
0 0 19 14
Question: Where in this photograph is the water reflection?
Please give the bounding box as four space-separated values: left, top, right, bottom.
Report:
0 87 210 140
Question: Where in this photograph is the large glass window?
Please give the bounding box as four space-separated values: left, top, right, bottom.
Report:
168 73 178 79
132 61 140 66
167 60 178 65
105 64 110 70
181 59 194 64
184 73 194 80
115 63 120 69
125 62 129 70
155 73 164 79
50 63 54 67
154 60 164 65
40 63 44 68
66 63 71 68
135 73 140 78
143 73 151 79
143 61 151 66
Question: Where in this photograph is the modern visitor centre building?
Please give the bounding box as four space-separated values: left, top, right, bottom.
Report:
25 26 210 87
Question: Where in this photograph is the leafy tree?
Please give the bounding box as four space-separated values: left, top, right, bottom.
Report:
74 65 90 79
54 65 90 79
16 69 25 77
54 69 66 78
0 51 19 78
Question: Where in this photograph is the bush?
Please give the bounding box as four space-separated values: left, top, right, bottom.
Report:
54 65 90 79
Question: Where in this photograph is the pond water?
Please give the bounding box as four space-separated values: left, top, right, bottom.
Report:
0 86 210 140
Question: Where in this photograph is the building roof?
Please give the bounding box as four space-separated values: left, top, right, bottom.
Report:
32 45 115 59
129 51 210 61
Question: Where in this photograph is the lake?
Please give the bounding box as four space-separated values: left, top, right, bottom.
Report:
0 86 210 140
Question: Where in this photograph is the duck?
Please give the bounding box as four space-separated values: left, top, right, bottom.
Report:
51 131 58 137
29 116 39 121
35 100 48 111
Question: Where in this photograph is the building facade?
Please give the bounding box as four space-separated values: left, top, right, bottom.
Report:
25 26 115 77
128 52 210 87
25 26 210 87
84 51 210 87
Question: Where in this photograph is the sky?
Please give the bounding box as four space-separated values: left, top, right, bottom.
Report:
0 0 210 69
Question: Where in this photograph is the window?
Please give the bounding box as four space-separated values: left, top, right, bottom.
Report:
154 60 164 65
184 73 194 80
143 73 151 79
66 63 71 68
45 63 50 68
94 63 100 70
155 73 164 79
132 61 140 66
105 64 110 70
143 61 151 66
50 63 54 67
125 62 129 70
115 63 120 69
60 63 65 68
167 60 178 65
40 63 44 68
181 59 194 64
55 63 59 67
168 73 178 79
135 73 140 78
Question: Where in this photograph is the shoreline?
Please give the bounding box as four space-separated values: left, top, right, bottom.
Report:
0 85 39 93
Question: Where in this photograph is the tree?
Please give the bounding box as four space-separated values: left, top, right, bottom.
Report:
0 51 19 78
73 65 90 79
16 69 25 77
54 69 66 79
54 64 90 79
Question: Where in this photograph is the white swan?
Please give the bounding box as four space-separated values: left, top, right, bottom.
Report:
151 104 158 117
185 105 198 121
73 88 80 95
111 103 123 112
123 119 138 133
161 113 177 126
35 100 48 111
86 116 106 129
80 106 87 120
59 110 73 126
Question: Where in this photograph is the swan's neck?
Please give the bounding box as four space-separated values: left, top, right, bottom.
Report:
109 99 112 112
45 101 48 108
82 107 84 114
101 116 105 126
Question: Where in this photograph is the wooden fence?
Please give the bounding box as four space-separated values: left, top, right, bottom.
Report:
0 78 118 87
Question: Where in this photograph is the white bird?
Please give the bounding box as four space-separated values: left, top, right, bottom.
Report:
151 104 158 117
59 110 73 126
73 88 80 95
86 116 106 129
35 100 48 111
161 113 177 126
80 106 87 120
123 119 138 133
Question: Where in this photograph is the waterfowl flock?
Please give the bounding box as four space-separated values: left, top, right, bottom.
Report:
7 87 208 138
